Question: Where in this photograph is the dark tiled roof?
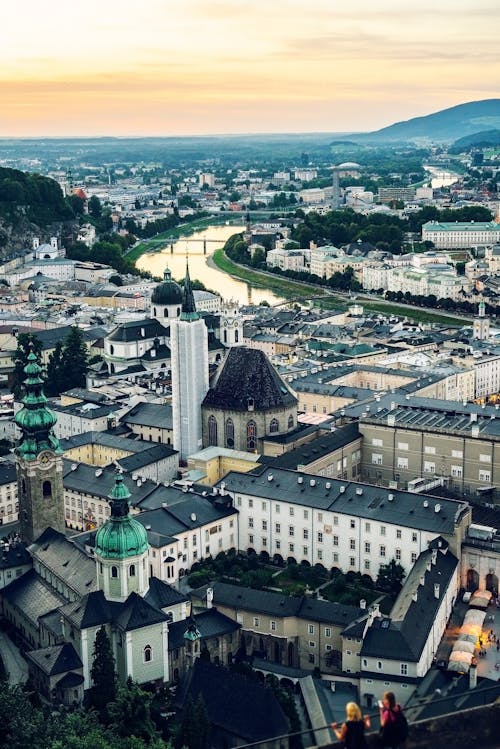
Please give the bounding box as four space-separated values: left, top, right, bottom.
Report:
26 642 82 676
0 461 18 486
361 547 459 662
268 423 361 470
0 541 31 571
114 591 169 632
117 443 177 471
29 528 97 597
175 659 289 742
121 402 173 430
203 346 297 411
2 569 65 627
107 318 166 343
195 581 362 626
168 608 240 650
144 577 188 610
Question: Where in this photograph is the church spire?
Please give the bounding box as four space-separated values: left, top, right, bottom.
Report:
181 262 199 321
14 344 61 460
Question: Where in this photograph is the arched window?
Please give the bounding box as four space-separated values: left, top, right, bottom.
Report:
129 564 136 577
223 330 227 343
269 418 279 434
288 414 294 429
42 481 52 498
153 307 157 316
21 479 26 495
164 308 168 317
225 418 234 448
177 307 181 316
235 330 239 343
208 415 218 446
247 420 257 451
144 645 153 663
109 344 114 355
111 566 118 578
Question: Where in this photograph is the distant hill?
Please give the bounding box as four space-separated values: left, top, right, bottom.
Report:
340 99 500 144
449 129 500 153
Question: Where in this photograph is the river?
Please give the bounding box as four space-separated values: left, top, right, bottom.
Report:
136 224 284 306
423 165 460 189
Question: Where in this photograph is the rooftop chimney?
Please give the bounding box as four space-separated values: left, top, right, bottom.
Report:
434 583 440 599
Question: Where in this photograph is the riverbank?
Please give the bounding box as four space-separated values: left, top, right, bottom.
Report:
211 248 468 325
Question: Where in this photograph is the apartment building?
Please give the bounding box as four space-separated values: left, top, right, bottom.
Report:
422 221 500 249
218 466 470 572
358 395 500 501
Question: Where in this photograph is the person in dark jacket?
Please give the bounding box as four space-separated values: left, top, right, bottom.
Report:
332 701 370 748
379 691 407 748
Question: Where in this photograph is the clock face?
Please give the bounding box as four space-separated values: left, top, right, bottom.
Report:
39 452 52 465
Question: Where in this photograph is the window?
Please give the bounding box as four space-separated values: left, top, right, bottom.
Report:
309 641 316 648
308 624 315 635
308 653 315 664
380 546 386 557
479 469 491 482
412 532 417 543
451 465 463 478
225 418 234 448
424 445 436 455
289 507 294 516
479 454 491 463
333 516 338 525
377 661 383 670
248 499 253 508
249 534 254 544
275 523 281 534
289 526 294 536
380 526 386 536
275 504 280 513
42 481 52 498
262 537 267 547
372 453 383 465
317 532 323 543
411 552 417 563
303 509 309 520
396 529 402 539
144 645 153 663
365 522 371 532
303 529 309 539
262 520 267 531
350 519 356 529
350 539 356 550
395 548 401 560
289 543 294 552
397 442 408 451
248 518 254 528
111 566 118 578
253 617 260 627
129 564 136 577
423 461 435 473
333 535 339 546
317 549 323 560
317 512 323 522
276 540 281 549
271 621 276 631
246 420 257 451
452 449 463 459
372 438 383 447
262 501 267 511
208 415 218 446
365 542 371 553
303 546 308 556
350 557 355 567
325 627 331 637
333 552 339 563
397 457 408 469
401 663 408 675
269 418 279 433
364 560 370 570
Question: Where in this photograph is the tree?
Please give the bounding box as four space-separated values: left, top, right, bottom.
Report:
86 626 117 723
377 559 406 595
45 341 64 397
11 333 43 399
177 695 210 749
89 195 102 219
60 327 89 391
108 679 158 743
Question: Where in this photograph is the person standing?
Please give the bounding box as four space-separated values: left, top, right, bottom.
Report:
379 691 408 748
331 701 370 748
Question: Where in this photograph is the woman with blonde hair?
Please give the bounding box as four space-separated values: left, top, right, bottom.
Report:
331 701 370 748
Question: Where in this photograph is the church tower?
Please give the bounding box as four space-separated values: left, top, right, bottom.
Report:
473 299 490 340
170 263 209 461
94 472 150 601
15 346 65 543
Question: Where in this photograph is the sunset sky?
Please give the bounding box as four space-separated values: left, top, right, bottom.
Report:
1 0 498 136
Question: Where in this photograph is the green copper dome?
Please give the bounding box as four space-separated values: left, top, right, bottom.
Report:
151 266 183 306
95 473 149 560
15 347 61 460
